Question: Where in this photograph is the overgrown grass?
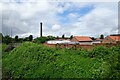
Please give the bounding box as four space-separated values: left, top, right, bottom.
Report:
2 42 120 78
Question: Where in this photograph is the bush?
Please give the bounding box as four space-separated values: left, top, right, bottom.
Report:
33 36 55 44
2 35 13 44
105 46 119 78
89 46 110 58
2 42 111 78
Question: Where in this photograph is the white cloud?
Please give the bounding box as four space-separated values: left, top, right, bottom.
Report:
52 24 61 31
1 1 60 37
79 5 118 36
19 32 34 38
57 2 71 14
56 2 118 37
2 1 53 18
1 0 120 2
1 1 118 38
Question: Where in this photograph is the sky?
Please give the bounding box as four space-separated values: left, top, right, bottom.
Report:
0 0 119 38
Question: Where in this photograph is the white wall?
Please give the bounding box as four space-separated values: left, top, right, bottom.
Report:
47 40 71 44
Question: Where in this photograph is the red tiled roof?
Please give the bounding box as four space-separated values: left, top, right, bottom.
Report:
109 36 120 41
74 36 92 42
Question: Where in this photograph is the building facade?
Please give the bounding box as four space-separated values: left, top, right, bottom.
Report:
71 36 93 45
102 35 120 43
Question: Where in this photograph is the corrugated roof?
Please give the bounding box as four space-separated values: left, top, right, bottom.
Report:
74 36 92 42
109 35 120 41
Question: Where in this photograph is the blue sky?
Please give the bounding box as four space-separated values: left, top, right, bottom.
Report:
1 1 118 38
57 4 94 25
58 4 94 17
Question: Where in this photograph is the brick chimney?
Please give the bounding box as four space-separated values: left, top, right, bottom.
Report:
40 22 42 37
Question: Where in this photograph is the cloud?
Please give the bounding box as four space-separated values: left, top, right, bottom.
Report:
79 3 118 36
1 1 59 37
52 24 61 31
57 2 71 14
59 2 118 37
1 1 118 38
19 32 34 38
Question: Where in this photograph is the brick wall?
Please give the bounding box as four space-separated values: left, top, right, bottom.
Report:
71 37 78 42
102 36 116 43
43 42 117 50
44 43 93 49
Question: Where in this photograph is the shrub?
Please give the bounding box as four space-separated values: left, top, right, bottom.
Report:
89 46 110 58
2 42 111 78
2 42 119 78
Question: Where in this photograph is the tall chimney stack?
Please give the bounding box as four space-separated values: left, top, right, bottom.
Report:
40 22 42 37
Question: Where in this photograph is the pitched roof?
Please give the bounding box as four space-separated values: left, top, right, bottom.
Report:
109 35 120 41
96 38 103 41
74 36 92 42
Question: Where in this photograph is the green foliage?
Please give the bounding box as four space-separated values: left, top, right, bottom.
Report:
89 45 120 78
47 36 56 40
17 38 24 43
15 35 18 42
105 46 120 78
33 37 48 43
1 43 9 58
33 36 55 44
70 35 73 40
23 37 29 41
2 35 13 44
0 33 3 43
91 37 96 40
2 43 7 52
100 34 104 39
3 42 120 78
29 35 33 41
89 46 110 58
62 34 65 39
0 44 2 54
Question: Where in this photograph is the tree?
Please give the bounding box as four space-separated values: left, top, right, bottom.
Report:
0 33 3 38
15 35 18 42
91 37 96 40
3 35 12 44
100 34 104 39
33 37 48 43
56 36 59 39
47 36 55 40
62 34 65 39
29 35 33 41
24 37 29 41
0 33 3 43
18 38 24 43
70 35 73 39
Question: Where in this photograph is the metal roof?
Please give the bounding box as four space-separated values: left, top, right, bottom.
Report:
47 40 79 44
